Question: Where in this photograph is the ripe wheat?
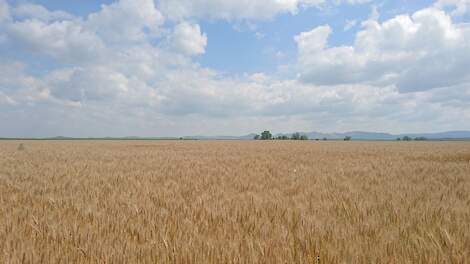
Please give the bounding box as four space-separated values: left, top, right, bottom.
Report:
0 140 469 263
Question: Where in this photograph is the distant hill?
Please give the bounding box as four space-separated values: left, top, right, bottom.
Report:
303 131 395 140
186 130 470 140
274 130 470 140
185 133 257 140
398 131 470 140
1 131 470 141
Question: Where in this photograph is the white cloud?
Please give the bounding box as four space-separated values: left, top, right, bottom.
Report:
86 0 164 44
295 8 470 92
169 22 207 56
295 25 332 53
0 91 15 105
4 0 165 63
48 67 130 102
1 0 470 136
7 19 105 63
346 0 372 3
435 0 470 16
158 0 325 21
0 62 49 104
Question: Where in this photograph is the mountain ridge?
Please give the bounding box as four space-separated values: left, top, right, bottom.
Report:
273 130 470 140
1 131 470 140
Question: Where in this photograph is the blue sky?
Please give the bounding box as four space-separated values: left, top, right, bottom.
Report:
18 0 116 15
1 0 470 137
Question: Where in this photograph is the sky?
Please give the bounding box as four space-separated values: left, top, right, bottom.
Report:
1 0 470 137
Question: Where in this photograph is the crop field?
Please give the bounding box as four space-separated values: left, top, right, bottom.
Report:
0 140 470 263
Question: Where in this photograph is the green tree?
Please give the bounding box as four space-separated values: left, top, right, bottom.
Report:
261 131 272 140
291 132 301 140
254 134 260 140
344 136 352 141
300 135 309 140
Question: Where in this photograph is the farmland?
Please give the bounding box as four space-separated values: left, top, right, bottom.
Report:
1 140 469 263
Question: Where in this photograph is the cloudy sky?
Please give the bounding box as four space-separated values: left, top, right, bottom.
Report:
1 0 470 137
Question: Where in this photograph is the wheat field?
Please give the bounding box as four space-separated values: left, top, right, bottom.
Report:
0 140 469 263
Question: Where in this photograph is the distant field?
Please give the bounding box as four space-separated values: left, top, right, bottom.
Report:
1 141 469 263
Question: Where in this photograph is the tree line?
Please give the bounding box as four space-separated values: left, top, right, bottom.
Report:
254 131 309 140
253 131 352 141
253 130 352 141
397 136 428 141
253 131 430 141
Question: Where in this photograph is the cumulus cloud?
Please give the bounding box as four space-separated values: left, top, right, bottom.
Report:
1 0 470 136
86 0 164 44
1 0 166 106
7 19 105 63
0 62 49 105
435 0 470 15
158 0 325 21
345 0 372 3
3 0 168 64
47 67 130 102
295 7 470 92
5 0 164 61
169 22 207 56
157 0 373 21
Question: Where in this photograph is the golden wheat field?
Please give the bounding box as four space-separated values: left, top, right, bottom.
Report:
0 140 470 263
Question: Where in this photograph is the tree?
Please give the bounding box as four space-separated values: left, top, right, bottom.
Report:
300 135 309 140
291 132 301 140
344 136 352 141
254 134 260 140
323 137 328 141
261 131 272 140
402 136 412 141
